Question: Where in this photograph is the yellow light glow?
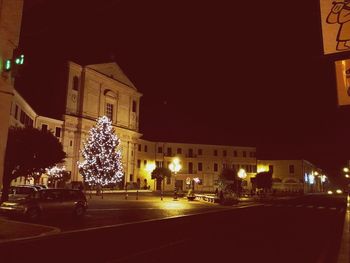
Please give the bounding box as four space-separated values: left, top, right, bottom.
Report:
169 158 181 173
314 171 319 176
145 163 156 173
327 190 333 195
238 168 247 179
346 174 350 178
344 167 349 173
336 189 343 194
257 165 269 173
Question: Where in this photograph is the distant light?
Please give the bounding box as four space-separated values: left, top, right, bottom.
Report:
336 189 343 194
346 174 350 178
343 167 349 173
304 174 308 182
5 59 11 71
314 171 319 176
321 175 327 182
238 169 247 179
309 174 315 184
145 163 156 173
169 157 181 173
15 54 24 65
327 190 333 195
193 177 200 184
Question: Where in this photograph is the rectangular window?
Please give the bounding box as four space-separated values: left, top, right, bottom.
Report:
137 159 141 168
138 144 141 151
198 162 203 171
177 148 182 154
15 105 18 120
130 174 134 182
42 124 48 132
167 147 172 156
144 145 148 152
106 103 113 121
253 165 257 173
156 161 163 168
20 110 25 124
157 147 163 153
223 150 227 157
289 165 295 173
269 165 274 173
70 140 73 147
188 162 193 174
214 150 218 156
198 149 202 155
234 150 237 157
188 149 193 157
144 160 147 166
55 127 61 138
243 151 246 157
214 163 218 172
132 100 137 113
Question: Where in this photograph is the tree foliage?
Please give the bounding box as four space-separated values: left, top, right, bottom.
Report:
1 127 66 202
218 168 241 194
151 167 172 182
251 171 273 190
78 116 124 187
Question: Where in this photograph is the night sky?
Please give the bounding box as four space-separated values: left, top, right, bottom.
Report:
14 0 350 180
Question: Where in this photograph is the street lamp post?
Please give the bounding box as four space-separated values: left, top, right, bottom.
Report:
237 168 247 196
169 157 181 200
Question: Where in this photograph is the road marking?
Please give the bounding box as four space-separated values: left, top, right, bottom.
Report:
317 206 325 209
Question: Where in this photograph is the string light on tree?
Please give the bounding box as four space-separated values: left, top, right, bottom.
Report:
78 116 124 187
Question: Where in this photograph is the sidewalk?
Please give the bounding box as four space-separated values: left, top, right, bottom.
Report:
0 217 59 243
337 195 350 263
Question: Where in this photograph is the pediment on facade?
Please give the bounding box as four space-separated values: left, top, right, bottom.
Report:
86 62 136 90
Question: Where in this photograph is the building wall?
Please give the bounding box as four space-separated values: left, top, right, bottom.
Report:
257 160 323 193
135 140 257 192
62 62 143 183
0 0 24 189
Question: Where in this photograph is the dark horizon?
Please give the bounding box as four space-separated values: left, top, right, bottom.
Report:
13 0 350 180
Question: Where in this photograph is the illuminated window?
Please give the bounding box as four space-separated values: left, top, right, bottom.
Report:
106 103 113 121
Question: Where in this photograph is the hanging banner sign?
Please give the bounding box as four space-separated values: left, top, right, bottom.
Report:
320 0 350 54
335 59 350 105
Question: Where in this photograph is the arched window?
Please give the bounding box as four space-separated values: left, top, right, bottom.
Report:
73 76 79 91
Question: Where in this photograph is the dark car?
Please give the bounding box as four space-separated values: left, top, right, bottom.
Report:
0 188 88 221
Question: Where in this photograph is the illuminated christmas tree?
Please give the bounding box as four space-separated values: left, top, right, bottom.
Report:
78 116 124 187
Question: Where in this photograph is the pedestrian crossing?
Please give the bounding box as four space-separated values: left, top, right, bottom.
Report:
263 203 344 211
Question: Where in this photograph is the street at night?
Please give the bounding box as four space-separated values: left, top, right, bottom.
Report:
0 194 348 263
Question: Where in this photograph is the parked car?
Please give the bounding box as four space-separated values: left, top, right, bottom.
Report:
0 188 88 221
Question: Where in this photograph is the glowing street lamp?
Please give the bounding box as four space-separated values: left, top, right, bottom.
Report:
169 157 182 200
343 167 349 173
238 168 247 179
346 174 350 179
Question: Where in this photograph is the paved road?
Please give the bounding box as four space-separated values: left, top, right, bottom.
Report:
0 194 347 263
